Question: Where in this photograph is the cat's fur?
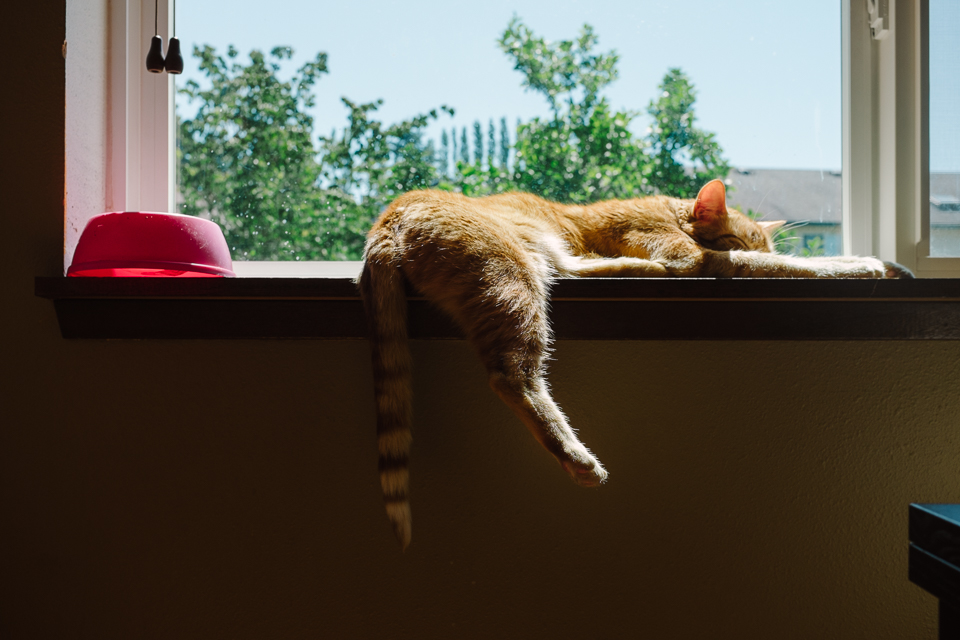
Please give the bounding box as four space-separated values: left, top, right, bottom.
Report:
358 179 912 548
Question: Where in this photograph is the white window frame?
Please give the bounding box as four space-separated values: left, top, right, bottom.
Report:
65 0 176 273
913 0 960 275
844 0 958 277
65 0 953 278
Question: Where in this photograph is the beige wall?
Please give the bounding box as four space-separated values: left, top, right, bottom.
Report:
3 3 959 637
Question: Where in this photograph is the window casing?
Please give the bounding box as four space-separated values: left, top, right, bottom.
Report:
65 0 175 273
65 0 954 278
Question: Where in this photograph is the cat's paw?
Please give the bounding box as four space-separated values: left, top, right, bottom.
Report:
561 456 608 487
883 261 915 279
817 256 886 278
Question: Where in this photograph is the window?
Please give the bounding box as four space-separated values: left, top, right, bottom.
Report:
928 0 960 257
65 0 175 271
65 1 955 278
175 1 844 266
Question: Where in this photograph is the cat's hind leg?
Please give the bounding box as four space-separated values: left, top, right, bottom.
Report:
404 230 608 486
451 273 608 487
487 364 609 487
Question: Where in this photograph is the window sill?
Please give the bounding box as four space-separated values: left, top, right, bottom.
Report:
34 276 960 340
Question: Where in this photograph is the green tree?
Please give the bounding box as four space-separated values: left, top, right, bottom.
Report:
499 116 510 169
439 129 450 176
316 97 452 252
179 21 731 261
178 45 448 260
491 18 728 203
488 119 497 169
178 45 337 259
473 121 483 166
450 128 458 173
459 128 469 165
644 68 730 198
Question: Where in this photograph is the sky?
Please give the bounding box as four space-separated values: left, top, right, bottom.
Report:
930 0 960 174
174 0 846 170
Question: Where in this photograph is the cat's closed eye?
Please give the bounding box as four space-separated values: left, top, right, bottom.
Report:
706 234 748 251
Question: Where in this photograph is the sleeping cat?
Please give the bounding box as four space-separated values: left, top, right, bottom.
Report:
358 179 912 548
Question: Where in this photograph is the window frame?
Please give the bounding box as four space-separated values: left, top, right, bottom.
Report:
65 0 953 279
915 0 960 274
844 0 960 277
65 0 175 274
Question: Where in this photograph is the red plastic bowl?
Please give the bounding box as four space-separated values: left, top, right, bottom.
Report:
68 212 235 277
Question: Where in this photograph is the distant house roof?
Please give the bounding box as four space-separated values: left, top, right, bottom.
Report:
723 168 960 227
724 168 841 224
931 172 960 226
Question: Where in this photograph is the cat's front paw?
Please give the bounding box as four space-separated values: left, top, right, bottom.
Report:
883 261 915 279
561 455 608 487
817 256 886 278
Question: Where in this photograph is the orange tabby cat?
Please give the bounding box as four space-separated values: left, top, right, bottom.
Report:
358 179 912 548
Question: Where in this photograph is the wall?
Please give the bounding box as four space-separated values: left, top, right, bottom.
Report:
2 2 959 638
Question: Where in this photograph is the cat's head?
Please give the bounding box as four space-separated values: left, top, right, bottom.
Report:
687 179 784 253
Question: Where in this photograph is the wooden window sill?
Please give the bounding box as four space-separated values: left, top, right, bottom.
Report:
34 276 960 340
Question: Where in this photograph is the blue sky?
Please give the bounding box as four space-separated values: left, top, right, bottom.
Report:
930 0 960 173
176 0 845 170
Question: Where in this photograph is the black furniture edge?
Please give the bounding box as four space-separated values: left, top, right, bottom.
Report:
909 503 960 639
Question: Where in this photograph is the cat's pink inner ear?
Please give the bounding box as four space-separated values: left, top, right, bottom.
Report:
693 179 728 224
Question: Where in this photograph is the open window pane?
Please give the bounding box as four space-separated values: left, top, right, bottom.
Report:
176 0 841 262
929 0 960 257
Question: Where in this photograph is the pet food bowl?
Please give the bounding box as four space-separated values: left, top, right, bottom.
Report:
67 212 235 277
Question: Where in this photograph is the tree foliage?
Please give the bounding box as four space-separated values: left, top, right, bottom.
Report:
178 46 446 260
450 18 729 202
495 19 651 202
178 19 731 260
178 45 332 259
315 97 450 253
645 68 729 198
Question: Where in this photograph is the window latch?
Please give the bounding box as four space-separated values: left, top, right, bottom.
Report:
867 0 890 40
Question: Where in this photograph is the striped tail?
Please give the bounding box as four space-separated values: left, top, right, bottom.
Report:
358 258 413 549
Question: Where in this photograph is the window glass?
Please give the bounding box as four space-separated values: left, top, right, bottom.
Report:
176 0 842 261
929 0 960 257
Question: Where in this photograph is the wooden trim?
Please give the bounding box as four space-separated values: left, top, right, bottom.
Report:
34 276 960 301
35 277 960 340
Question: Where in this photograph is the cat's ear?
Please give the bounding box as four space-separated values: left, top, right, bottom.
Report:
758 220 786 236
693 179 728 224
